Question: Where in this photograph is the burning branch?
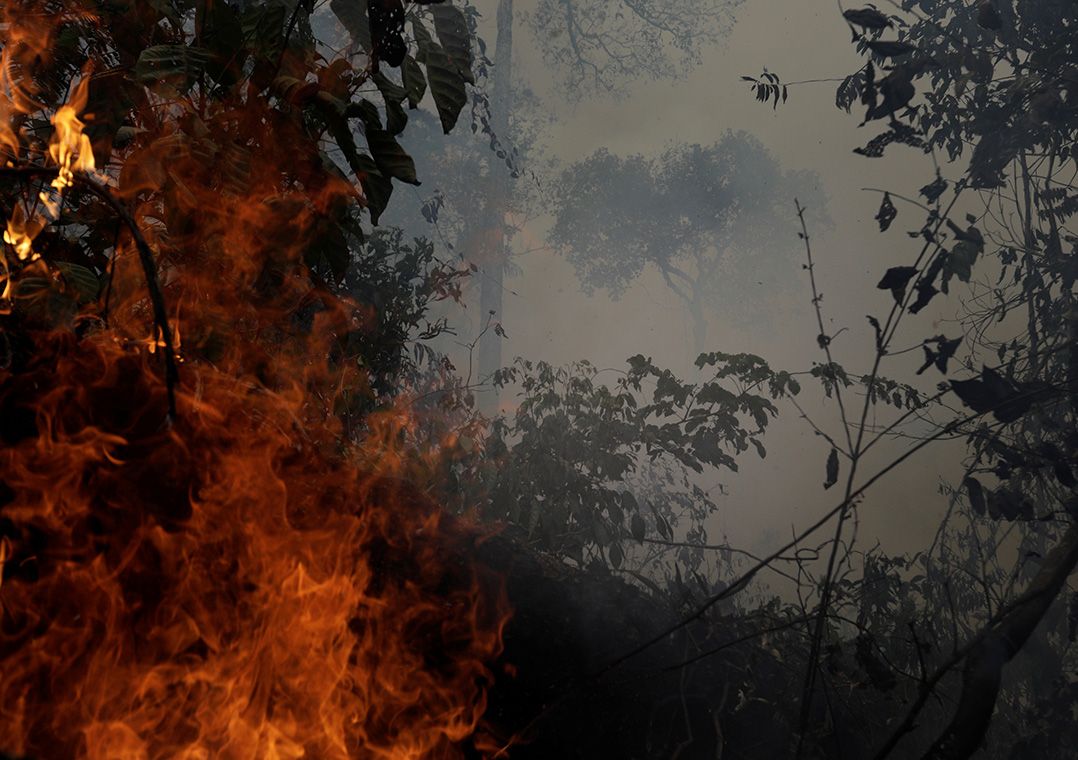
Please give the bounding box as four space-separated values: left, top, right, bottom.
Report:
0 164 180 417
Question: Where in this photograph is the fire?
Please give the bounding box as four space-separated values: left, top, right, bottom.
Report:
4 203 44 262
39 75 97 217
0 343 508 758
0 2 510 758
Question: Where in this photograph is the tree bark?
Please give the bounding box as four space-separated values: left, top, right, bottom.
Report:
476 0 513 415
923 523 1078 760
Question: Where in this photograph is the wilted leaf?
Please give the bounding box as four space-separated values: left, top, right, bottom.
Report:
916 335 962 375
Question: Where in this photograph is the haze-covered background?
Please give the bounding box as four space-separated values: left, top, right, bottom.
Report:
372 0 964 562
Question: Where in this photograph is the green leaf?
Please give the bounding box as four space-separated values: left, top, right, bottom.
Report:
330 0 371 51
372 70 408 105
414 19 467 133
310 92 394 223
56 262 100 304
430 3 474 84
402 55 428 108
385 99 408 135
365 127 418 184
630 512 646 543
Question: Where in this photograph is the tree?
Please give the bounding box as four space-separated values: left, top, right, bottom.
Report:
737 2 1078 755
432 0 746 409
526 0 744 93
548 131 828 352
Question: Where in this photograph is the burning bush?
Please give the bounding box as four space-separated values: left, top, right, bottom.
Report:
0 1 507 757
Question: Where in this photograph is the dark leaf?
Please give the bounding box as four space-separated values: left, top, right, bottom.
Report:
431 3 474 84
401 54 428 108
875 192 897 231
420 41 468 133
919 176 948 203
950 367 1031 423
331 0 371 51
369 0 406 67
365 127 418 184
843 7 891 29
649 501 673 541
965 477 986 516
866 40 916 58
908 279 938 314
877 265 918 303
977 2 1002 30
824 447 840 489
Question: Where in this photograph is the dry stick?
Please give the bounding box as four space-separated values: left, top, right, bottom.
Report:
796 184 967 753
795 197 856 752
1 165 180 417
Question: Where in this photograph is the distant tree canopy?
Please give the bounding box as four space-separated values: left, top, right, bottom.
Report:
548 131 827 348
526 0 744 93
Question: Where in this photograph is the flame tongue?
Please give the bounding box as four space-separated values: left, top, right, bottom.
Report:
0 337 507 759
0 2 509 757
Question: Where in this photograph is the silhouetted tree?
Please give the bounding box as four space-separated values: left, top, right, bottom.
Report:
548 131 827 351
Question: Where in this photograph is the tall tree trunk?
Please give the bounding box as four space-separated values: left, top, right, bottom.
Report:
477 0 513 415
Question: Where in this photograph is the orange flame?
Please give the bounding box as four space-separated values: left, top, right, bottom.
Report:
39 75 97 217
0 3 510 758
